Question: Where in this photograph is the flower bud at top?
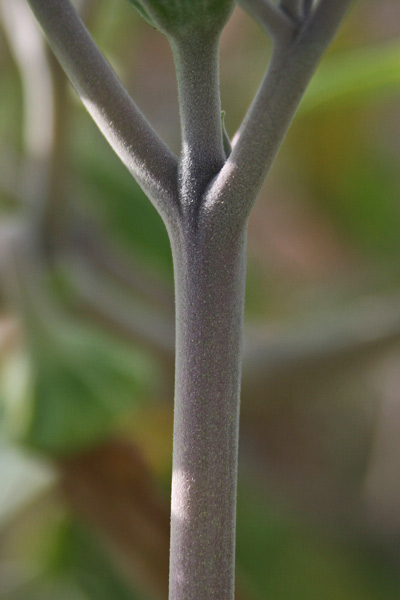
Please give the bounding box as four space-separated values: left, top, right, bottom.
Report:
126 0 236 40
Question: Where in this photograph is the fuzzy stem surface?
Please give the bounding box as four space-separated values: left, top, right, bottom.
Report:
172 35 226 206
169 217 247 600
204 0 353 222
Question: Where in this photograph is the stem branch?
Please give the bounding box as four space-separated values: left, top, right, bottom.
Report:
172 35 225 208
204 0 353 222
26 0 180 224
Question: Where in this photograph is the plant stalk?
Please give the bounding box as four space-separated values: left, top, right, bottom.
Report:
171 35 226 205
169 217 247 600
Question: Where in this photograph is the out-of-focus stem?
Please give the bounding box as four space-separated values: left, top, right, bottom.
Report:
0 0 69 255
0 0 54 213
239 0 297 39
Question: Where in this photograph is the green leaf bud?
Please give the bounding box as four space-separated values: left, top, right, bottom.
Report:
126 0 236 40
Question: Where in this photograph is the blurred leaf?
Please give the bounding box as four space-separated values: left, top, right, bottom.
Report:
1 258 157 455
51 519 144 600
28 326 154 455
325 153 400 257
72 135 173 275
300 41 400 114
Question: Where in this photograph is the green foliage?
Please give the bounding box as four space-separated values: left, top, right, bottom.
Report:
125 0 236 39
53 519 144 600
325 151 400 257
300 40 400 114
301 41 400 113
29 327 153 455
0 501 142 600
1 309 155 456
73 139 172 274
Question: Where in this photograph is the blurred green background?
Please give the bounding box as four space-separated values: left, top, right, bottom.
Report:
1 0 400 598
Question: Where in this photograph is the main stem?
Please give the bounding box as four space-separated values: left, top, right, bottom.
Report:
169 216 247 600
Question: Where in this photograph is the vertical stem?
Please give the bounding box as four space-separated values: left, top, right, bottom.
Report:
41 51 70 255
171 35 226 205
169 220 247 600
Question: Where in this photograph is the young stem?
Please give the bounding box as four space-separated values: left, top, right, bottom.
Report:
169 218 247 600
171 35 226 205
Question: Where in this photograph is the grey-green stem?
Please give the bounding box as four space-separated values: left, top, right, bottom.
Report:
168 30 243 599
204 0 354 222
169 213 247 600
171 34 226 206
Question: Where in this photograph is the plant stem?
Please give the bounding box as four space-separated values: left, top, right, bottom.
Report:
206 0 353 222
169 217 247 600
171 35 226 205
239 0 297 40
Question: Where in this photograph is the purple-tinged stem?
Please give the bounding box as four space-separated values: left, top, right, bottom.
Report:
169 215 247 600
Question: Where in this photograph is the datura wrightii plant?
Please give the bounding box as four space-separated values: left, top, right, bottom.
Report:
22 0 354 598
